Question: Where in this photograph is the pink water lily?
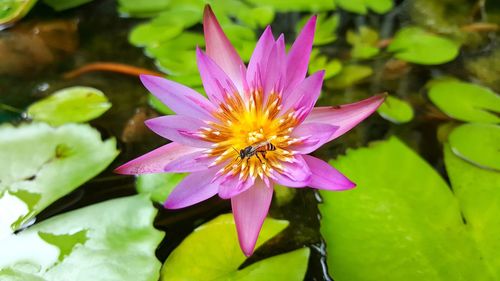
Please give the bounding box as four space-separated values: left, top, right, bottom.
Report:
116 6 385 256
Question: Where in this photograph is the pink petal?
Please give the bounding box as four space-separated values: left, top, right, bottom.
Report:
217 174 255 199
303 155 355 190
285 16 316 92
281 70 325 116
203 6 246 93
247 26 274 90
304 94 386 141
270 155 311 187
145 115 212 148
139 75 215 121
196 47 239 104
263 35 286 96
114 143 203 175
164 167 220 209
289 123 338 154
164 150 214 173
231 179 274 256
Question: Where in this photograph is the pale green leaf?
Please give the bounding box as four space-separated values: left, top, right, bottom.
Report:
0 123 118 237
0 0 37 25
327 64 372 89
377 95 414 123
347 26 380 59
161 214 309 281
427 79 500 123
136 173 187 203
448 123 500 171
43 0 94 11
27 86 111 126
246 0 335 12
0 195 164 281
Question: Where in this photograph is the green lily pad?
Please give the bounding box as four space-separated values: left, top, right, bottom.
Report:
326 64 372 89
129 22 184 47
347 26 380 59
237 6 274 28
448 123 500 171
320 137 493 281
136 173 187 203
0 0 37 25
43 0 94 11
0 123 118 237
161 214 309 281
117 0 171 17
0 195 164 281
297 13 339 45
427 79 500 123
444 145 500 279
388 26 460 65
246 0 335 12
377 95 414 124
336 0 393 14
26 86 111 126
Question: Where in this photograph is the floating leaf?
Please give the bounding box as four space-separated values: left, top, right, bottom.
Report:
320 137 493 281
326 64 372 89
448 123 500 171
444 145 500 279
297 13 339 45
347 26 380 59
246 0 335 12
161 214 309 281
43 0 95 11
377 95 414 124
0 123 118 237
136 173 187 203
427 79 500 123
27 86 111 126
237 6 274 28
0 0 37 26
388 26 460 65
129 22 184 47
336 0 393 14
0 195 164 281
117 0 171 17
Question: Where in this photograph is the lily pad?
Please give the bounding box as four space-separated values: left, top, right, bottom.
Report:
377 95 414 123
388 26 460 65
136 173 187 203
427 79 500 123
336 0 393 14
0 123 118 237
326 64 373 89
448 123 500 171
444 145 500 279
347 26 380 59
0 0 37 26
118 0 171 17
27 86 111 126
43 0 95 11
309 50 342 79
161 214 309 281
320 137 493 281
0 195 164 281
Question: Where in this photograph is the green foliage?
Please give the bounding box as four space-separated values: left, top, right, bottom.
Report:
388 26 460 65
427 79 500 123
309 50 342 79
0 0 37 25
320 137 497 281
0 195 164 281
335 0 393 14
136 173 187 203
377 95 414 124
246 0 335 12
0 123 118 236
27 86 111 126
347 27 380 60
297 13 339 46
327 64 372 89
43 0 94 11
448 123 500 171
444 145 500 279
161 214 309 281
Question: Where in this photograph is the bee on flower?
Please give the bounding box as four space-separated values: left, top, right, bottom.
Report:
115 5 385 256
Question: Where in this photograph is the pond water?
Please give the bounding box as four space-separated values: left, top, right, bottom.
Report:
1 0 499 280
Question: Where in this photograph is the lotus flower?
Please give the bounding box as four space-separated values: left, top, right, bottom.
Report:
116 6 385 256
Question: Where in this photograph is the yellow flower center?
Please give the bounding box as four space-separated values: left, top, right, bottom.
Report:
199 90 301 181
